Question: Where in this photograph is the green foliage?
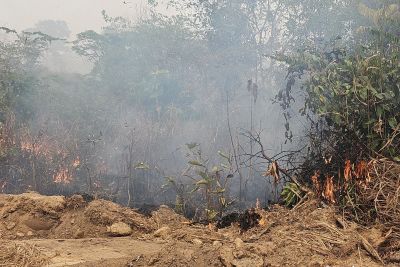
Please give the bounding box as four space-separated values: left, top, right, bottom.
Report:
185 144 234 220
275 2 400 159
0 27 55 121
281 182 303 207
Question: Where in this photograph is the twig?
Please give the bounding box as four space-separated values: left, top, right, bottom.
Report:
358 234 384 264
226 92 245 201
245 221 278 242
247 131 311 193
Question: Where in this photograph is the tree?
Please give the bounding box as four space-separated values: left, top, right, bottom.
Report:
273 1 400 204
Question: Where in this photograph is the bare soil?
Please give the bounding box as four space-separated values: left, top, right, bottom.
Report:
0 192 397 266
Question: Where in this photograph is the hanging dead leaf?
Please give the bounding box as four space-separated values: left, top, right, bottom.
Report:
323 154 332 164
268 161 280 184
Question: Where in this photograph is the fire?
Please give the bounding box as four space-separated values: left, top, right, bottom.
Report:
53 168 72 184
21 141 40 154
354 160 368 179
73 157 80 167
311 170 321 194
344 160 352 182
258 215 267 226
323 175 335 203
20 139 57 160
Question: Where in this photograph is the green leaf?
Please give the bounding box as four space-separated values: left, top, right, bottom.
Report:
218 150 230 160
211 166 221 173
134 162 150 170
188 160 204 167
388 117 397 130
186 143 198 150
190 186 201 193
211 188 225 194
196 179 209 185
376 106 384 117
196 171 209 180
221 163 230 169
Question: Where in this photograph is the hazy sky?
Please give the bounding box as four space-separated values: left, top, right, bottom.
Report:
0 0 148 38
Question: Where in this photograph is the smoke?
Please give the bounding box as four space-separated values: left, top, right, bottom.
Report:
0 0 366 209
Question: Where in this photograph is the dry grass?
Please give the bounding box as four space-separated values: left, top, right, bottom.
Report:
0 243 49 267
364 159 400 230
351 159 400 263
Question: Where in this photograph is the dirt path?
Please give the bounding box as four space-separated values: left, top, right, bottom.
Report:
12 238 164 267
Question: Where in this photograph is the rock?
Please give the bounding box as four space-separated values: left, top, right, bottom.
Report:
8 207 17 213
233 249 246 259
192 238 203 246
213 241 223 248
26 231 34 237
6 222 16 230
107 222 132 237
2 213 8 218
70 219 75 225
253 242 275 256
182 249 195 261
73 229 84 239
231 255 264 267
24 217 55 231
235 238 244 249
219 247 235 266
16 232 25 237
153 226 171 238
148 257 159 266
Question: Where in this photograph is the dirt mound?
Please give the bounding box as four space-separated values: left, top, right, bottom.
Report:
1 192 396 266
0 192 154 240
129 200 390 267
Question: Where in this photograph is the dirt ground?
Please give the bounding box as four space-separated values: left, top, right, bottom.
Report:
0 192 398 266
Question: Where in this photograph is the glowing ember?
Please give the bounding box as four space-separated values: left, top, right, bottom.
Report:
73 157 80 167
322 175 335 203
53 168 72 184
20 139 57 160
344 160 352 182
355 160 368 180
258 216 266 226
311 170 321 194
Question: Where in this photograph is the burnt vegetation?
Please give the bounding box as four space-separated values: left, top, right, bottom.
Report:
0 1 399 263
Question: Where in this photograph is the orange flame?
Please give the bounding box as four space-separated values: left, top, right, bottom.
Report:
258 216 267 227
53 168 72 184
20 138 60 160
354 160 367 180
323 175 335 203
73 157 80 167
311 170 321 194
344 160 352 182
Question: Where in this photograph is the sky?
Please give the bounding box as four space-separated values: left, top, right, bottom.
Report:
0 0 148 38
